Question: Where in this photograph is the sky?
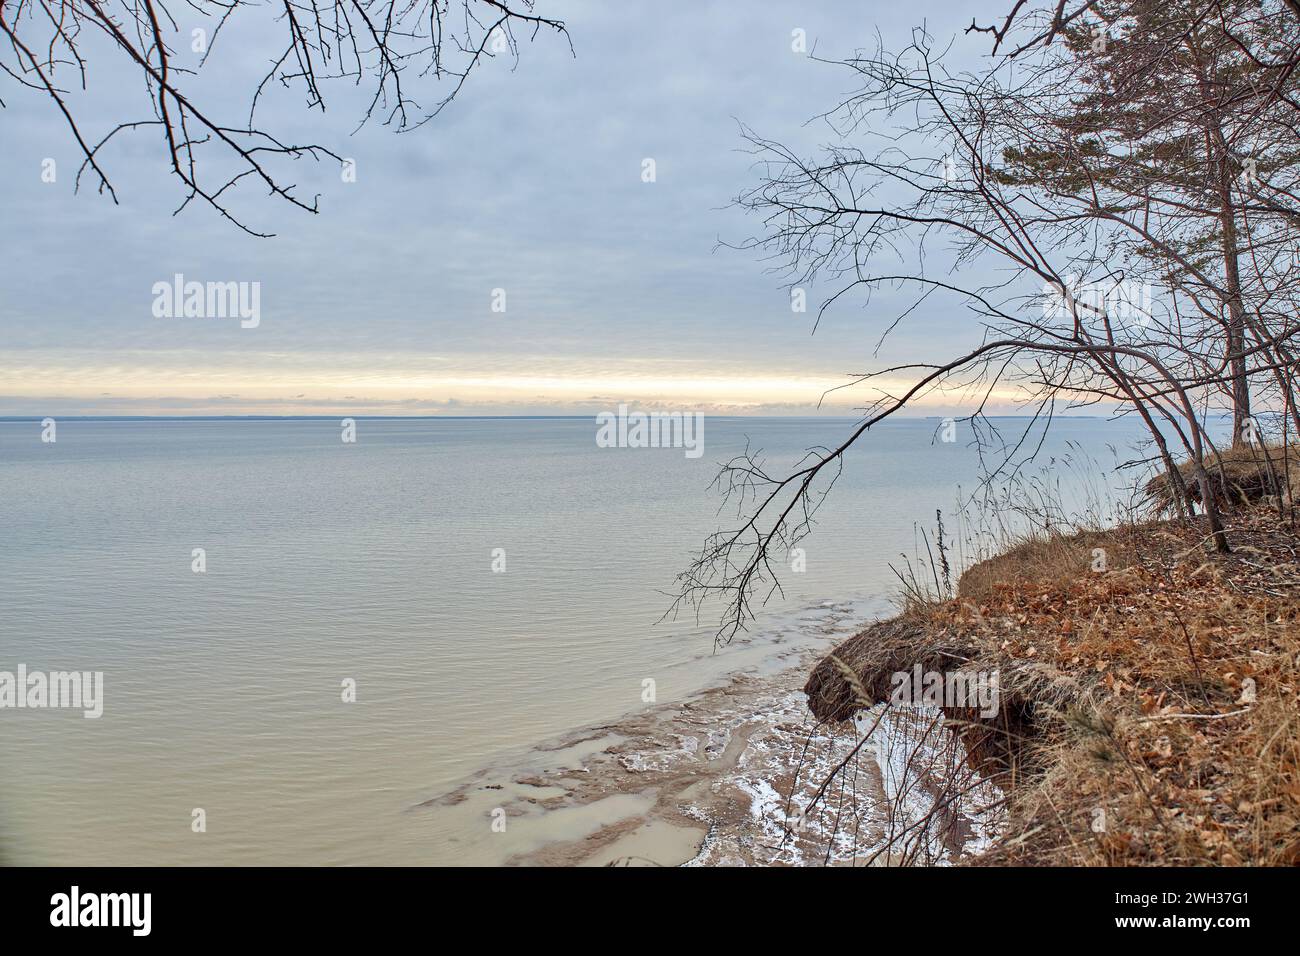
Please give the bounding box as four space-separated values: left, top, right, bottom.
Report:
0 0 1011 417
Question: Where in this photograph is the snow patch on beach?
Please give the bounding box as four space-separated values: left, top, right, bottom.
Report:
858 705 1006 863
619 734 700 773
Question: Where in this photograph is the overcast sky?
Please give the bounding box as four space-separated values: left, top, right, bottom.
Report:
0 0 1005 416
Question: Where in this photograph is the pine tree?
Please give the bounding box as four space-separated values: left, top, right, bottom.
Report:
996 0 1300 445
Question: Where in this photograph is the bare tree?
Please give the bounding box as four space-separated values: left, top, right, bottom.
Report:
0 0 569 234
675 7 1300 644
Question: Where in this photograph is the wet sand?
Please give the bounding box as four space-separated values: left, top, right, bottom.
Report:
425 645 896 866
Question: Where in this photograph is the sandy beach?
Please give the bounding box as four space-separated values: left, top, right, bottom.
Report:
425 650 869 865
425 618 1004 866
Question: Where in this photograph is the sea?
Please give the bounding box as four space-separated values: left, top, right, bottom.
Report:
0 415 1145 864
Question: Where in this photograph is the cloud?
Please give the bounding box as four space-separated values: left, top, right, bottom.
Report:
1 0 995 415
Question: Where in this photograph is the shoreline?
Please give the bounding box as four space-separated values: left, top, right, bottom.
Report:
425 646 874 865
422 599 1001 866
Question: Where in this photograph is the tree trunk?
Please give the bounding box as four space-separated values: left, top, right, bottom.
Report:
1194 461 1232 554
1217 142 1252 446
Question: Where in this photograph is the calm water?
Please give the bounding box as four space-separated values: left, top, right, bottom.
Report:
0 416 1140 864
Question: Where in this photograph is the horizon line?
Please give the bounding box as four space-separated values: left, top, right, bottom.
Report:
0 413 1113 422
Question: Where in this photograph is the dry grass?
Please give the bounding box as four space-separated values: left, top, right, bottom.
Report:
1146 443 1300 512
806 507 1300 865
955 526 1142 604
